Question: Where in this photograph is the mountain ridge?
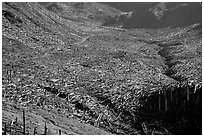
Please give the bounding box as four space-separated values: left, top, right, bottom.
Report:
102 2 202 29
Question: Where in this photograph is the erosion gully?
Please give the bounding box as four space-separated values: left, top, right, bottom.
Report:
150 41 202 135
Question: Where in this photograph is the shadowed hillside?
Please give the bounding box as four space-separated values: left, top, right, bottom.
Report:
102 2 202 29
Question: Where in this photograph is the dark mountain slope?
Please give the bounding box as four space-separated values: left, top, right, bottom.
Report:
101 2 157 12
102 2 202 29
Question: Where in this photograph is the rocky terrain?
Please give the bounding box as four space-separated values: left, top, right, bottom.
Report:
2 2 202 135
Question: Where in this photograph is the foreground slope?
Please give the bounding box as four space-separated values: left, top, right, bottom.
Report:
2 2 202 135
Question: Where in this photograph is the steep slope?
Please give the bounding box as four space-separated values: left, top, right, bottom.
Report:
2 2 121 135
2 2 202 135
39 2 121 25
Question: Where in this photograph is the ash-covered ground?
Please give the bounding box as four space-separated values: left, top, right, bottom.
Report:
2 2 202 135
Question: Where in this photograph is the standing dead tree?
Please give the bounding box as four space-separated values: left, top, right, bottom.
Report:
3 123 7 135
23 109 26 135
44 122 47 135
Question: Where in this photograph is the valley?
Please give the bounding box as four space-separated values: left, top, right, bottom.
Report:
2 2 202 135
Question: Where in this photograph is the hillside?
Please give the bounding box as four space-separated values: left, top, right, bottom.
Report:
2 2 202 135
